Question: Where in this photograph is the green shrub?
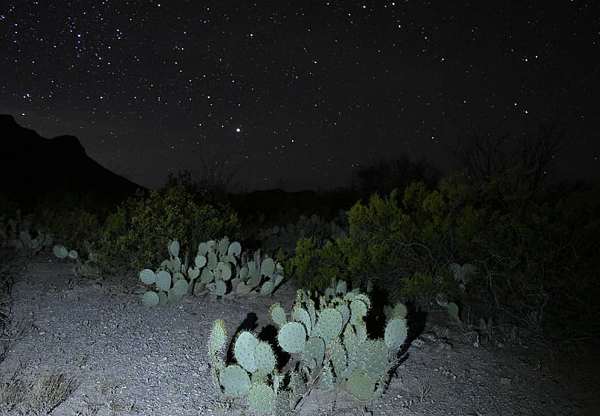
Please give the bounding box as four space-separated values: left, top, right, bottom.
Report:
94 186 240 273
291 173 600 333
38 207 100 257
292 184 459 299
403 271 436 302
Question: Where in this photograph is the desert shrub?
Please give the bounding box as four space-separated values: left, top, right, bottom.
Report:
464 180 600 320
291 173 600 334
35 188 116 220
94 186 240 273
37 207 100 256
291 186 456 297
403 271 437 300
290 236 352 292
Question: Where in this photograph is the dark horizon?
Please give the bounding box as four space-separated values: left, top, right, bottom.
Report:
2 112 596 202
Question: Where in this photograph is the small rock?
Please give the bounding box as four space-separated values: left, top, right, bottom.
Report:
411 338 425 348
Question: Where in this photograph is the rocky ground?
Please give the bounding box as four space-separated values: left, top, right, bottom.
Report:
0 255 598 416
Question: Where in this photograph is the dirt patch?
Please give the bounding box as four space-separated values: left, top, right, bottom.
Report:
0 257 598 415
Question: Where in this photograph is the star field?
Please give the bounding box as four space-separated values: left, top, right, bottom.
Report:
1 1 599 191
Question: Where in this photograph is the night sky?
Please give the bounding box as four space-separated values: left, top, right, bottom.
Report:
1 1 599 192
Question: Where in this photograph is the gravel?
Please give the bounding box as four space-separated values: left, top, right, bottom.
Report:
1 256 598 416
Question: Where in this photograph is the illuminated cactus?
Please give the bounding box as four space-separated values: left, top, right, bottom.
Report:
209 281 410 413
140 238 284 306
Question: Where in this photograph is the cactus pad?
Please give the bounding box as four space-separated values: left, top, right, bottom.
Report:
140 269 156 285
168 240 180 257
158 291 168 306
234 331 260 373
447 302 459 318
142 291 159 306
215 279 227 297
187 266 200 280
220 364 251 398
302 336 325 370
260 258 275 277
218 237 230 256
350 299 368 324
316 308 343 340
253 341 276 376
200 268 214 284
210 320 227 356
228 241 242 257
207 251 218 270
270 303 287 327
171 256 182 272
172 279 189 297
292 306 312 336
53 244 68 259
156 270 172 292
335 280 348 295
362 340 389 382
278 321 307 354
197 241 209 255
260 280 274 295
329 340 347 380
345 369 375 401
384 317 407 355
194 255 207 268
318 362 335 389
248 383 276 413
215 262 232 280
392 302 408 319
336 303 350 327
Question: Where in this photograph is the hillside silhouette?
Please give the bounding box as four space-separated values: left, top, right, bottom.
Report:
0 114 142 207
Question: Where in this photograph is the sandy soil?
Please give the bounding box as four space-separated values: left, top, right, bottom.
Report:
0 255 598 416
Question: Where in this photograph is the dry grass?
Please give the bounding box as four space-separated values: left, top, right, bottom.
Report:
0 370 77 415
1 259 78 415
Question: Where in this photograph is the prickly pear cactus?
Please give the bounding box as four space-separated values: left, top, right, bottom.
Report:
52 244 100 277
140 237 285 306
254 211 349 255
0 210 55 256
209 280 409 414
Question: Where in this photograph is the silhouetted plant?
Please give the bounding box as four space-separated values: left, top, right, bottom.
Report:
446 119 565 199
351 154 440 199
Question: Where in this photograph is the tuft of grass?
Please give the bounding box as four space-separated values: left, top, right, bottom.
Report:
0 371 24 413
23 373 77 415
0 371 77 415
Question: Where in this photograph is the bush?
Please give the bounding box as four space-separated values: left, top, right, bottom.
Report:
291 236 351 292
38 207 100 257
94 186 240 273
290 173 600 334
292 182 462 299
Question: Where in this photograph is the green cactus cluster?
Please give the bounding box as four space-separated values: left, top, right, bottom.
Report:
255 212 348 255
139 237 285 306
0 210 55 255
436 263 476 319
209 281 408 414
52 244 100 277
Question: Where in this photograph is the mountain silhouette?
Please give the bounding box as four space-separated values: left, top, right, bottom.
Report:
0 114 142 207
